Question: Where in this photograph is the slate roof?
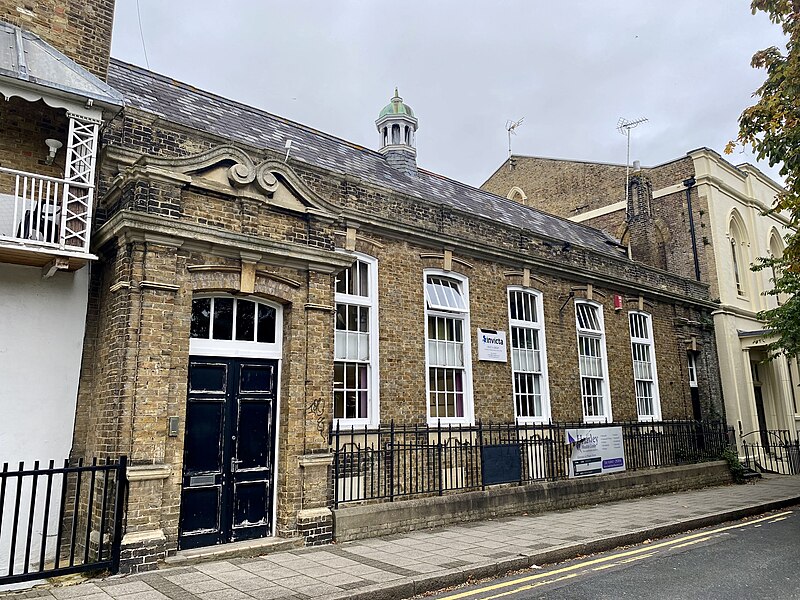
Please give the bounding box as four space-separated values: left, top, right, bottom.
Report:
107 59 626 257
0 21 123 106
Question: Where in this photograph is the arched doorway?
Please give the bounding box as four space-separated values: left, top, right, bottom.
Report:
179 295 283 550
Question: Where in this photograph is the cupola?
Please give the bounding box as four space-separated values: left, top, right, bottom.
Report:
376 88 418 176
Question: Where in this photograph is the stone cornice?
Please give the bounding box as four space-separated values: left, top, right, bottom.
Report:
710 303 764 321
95 210 353 274
694 173 791 228
338 209 714 310
97 125 711 309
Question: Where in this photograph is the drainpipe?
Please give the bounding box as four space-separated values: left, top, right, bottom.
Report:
683 177 701 281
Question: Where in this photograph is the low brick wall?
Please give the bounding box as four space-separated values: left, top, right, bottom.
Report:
332 461 732 542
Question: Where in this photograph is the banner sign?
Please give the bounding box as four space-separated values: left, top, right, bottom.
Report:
477 328 507 362
565 426 626 478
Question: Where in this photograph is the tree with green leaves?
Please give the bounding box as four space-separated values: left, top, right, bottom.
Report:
727 1 800 358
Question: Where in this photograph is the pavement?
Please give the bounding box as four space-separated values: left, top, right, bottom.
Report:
3 475 800 600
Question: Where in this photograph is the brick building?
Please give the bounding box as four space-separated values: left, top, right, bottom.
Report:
483 152 799 451
0 1 726 573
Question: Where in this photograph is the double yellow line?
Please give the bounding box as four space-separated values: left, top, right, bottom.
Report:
439 511 793 599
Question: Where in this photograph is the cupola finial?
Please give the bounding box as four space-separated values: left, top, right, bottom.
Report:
376 90 419 176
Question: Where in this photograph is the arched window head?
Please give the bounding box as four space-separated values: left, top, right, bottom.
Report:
507 186 528 204
728 211 749 298
424 271 473 424
769 230 784 261
769 230 786 305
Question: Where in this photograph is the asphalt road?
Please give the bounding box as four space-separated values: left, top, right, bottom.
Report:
430 508 800 600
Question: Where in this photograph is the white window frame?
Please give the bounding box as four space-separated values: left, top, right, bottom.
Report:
333 252 380 428
507 286 551 423
189 294 283 359
424 269 474 426
629 311 661 422
730 236 746 297
575 300 612 423
688 352 698 389
728 213 750 299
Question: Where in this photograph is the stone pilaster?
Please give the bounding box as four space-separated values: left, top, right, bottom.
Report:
118 236 183 572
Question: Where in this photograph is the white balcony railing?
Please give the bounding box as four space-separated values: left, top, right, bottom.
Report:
0 167 92 254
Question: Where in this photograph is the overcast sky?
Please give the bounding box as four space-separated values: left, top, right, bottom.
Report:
110 1 787 188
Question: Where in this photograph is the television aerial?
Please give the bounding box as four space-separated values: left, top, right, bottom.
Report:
506 117 525 157
617 116 648 200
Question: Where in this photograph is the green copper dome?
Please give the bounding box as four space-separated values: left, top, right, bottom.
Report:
379 88 414 119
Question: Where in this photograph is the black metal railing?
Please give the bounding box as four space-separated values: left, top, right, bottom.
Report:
741 430 800 476
330 420 731 507
0 456 127 585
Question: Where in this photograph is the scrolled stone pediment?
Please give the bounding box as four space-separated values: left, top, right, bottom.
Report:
109 144 339 220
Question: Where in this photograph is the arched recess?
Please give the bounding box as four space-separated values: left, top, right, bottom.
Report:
769 228 785 261
615 220 669 270
727 208 750 297
652 218 671 271
180 290 286 548
768 228 787 304
507 186 528 204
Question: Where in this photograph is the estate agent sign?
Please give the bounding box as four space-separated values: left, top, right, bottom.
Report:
565 426 626 478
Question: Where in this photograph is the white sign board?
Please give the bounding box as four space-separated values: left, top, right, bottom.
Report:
565 427 626 478
477 329 507 362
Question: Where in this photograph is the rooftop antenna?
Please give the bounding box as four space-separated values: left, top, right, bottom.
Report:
506 117 524 157
617 116 648 200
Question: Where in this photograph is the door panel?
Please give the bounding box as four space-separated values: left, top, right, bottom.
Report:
183 401 224 473
189 362 228 393
237 401 271 469
229 362 275 541
179 357 277 549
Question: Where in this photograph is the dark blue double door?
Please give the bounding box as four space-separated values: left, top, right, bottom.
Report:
179 357 278 550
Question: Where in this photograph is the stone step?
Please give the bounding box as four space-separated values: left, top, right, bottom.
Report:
164 536 304 567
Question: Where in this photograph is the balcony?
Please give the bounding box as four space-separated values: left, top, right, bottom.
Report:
0 166 95 273
0 21 124 274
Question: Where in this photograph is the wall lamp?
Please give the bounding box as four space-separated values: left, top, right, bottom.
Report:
44 139 62 165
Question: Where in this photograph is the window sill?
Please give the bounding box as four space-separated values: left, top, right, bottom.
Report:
582 417 611 425
426 418 473 428
516 417 550 425
331 419 376 431
637 415 661 423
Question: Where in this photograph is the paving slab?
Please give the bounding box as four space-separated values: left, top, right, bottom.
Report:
2 476 799 600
